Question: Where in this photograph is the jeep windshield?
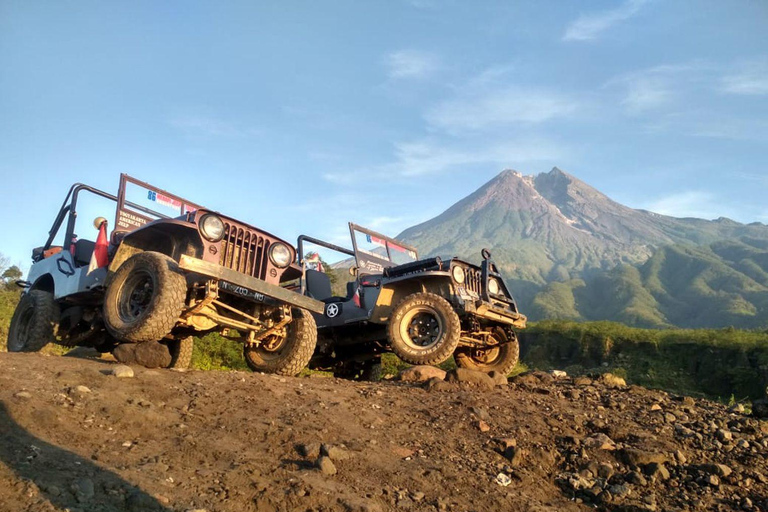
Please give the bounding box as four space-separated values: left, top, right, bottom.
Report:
350 224 418 274
115 174 202 232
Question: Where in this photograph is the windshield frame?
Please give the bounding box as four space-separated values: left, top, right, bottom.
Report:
348 223 418 274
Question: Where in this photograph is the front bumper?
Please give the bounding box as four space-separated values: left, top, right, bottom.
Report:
462 298 527 328
178 255 325 314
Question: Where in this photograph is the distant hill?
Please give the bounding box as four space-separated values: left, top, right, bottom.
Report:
398 168 768 328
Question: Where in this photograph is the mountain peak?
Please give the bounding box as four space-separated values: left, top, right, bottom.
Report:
548 166 567 176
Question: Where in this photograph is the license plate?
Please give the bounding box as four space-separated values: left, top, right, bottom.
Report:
219 281 265 302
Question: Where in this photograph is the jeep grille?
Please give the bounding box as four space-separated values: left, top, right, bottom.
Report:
465 267 482 295
220 223 270 280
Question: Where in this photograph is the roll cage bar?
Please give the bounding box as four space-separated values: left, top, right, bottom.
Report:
296 223 418 268
42 174 203 254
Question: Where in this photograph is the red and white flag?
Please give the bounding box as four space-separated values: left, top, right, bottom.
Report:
88 220 110 273
352 287 361 307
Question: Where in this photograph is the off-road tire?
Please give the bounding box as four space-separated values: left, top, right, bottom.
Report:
7 290 59 352
333 359 383 382
103 251 187 343
243 308 317 376
165 336 194 370
388 292 461 366
454 327 520 375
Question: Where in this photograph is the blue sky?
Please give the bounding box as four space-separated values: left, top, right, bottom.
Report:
1 0 767 269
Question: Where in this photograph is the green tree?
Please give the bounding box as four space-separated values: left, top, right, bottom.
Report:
2 265 22 289
0 253 21 351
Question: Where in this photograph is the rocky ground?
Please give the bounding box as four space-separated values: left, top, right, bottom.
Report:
0 352 766 512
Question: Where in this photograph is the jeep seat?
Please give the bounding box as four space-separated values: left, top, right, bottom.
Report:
73 239 96 267
305 269 333 301
305 269 352 304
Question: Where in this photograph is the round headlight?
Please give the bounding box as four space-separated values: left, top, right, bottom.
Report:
488 278 500 295
269 243 292 268
199 214 225 242
452 265 465 284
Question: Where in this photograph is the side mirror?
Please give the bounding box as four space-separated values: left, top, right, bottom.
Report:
94 217 108 229
481 248 492 261
349 266 358 277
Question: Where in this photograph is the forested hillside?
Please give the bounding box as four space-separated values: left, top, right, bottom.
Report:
399 168 768 328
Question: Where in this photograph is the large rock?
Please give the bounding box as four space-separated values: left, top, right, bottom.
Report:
321 444 352 461
113 342 171 369
111 365 135 378
70 477 95 503
598 373 627 388
422 377 454 392
398 366 447 383
316 456 337 475
698 463 732 477
445 368 495 390
487 371 509 387
618 448 668 468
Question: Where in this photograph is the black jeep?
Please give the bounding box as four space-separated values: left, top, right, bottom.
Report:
297 223 527 379
8 174 324 375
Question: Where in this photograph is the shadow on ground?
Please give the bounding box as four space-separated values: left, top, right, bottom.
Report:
0 401 171 511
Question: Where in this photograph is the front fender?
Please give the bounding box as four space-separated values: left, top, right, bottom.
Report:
109 219 204 272
369 275 455 324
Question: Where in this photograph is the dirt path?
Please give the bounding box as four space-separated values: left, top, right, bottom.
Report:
0 352 766 512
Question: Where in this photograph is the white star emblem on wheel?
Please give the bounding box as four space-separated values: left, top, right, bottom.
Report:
326 303 339 318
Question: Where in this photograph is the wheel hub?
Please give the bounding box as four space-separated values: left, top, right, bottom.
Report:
406 312 441 347
119 271 155 321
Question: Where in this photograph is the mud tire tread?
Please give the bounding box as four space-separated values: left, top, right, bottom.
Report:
7 290 59 352
103 251 187 344
454 328 520 375
167 336 194 369
387 292 461 366
243 308 317 376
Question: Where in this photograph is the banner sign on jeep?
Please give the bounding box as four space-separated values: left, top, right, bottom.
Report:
116 209 151 230
148 190 197 213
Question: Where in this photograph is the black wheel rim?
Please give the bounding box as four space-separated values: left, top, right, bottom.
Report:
118 270 155 323
400 307 443 349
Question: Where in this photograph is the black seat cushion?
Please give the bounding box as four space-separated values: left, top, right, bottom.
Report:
346 281 357 300
306 269 333 301
73 239 96 267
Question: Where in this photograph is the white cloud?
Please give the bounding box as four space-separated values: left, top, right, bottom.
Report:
426 87 578 132
563 0 650 42
621 77 672 112
389 139 563 177
366 216 405 230
644 191 727 220
325 137 565 183
721 60 768 95
169 116 260 138
687 118 768 141
384 50 440 80
606 62 708 113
